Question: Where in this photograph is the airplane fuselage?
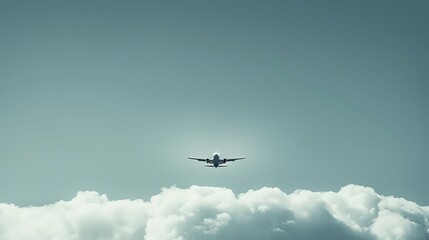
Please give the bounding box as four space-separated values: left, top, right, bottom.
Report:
213 153 220 167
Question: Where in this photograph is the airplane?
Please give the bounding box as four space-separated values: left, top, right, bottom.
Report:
188 152 245 168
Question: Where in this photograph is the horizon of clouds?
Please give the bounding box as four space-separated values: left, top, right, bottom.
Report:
0 185 428 240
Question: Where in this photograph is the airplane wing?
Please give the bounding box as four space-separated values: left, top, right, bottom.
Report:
225 157 245 162
188 157 207 162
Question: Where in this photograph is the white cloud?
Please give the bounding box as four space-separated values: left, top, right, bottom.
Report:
0 185 428 240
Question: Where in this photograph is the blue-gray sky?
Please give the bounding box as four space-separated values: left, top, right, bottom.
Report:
0 1 428 206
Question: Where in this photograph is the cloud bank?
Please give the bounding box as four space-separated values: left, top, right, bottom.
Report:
0 185 428 240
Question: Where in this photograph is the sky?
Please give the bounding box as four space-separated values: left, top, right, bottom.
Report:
0 0 428 213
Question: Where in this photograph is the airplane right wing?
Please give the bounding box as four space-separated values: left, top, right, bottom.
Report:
225 157 245 162
188 157 207 162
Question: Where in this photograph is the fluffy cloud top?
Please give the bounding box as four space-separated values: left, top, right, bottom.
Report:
0 185 428 240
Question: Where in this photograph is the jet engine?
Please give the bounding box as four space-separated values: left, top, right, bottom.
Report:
223 158 227 164
206 158 209 163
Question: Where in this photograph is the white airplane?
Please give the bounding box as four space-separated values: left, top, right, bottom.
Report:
188 152 245 168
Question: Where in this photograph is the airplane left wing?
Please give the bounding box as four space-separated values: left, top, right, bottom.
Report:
188 157 207 162
225 157 245 162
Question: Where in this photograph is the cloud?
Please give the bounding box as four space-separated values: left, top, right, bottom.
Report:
0 185 428 240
